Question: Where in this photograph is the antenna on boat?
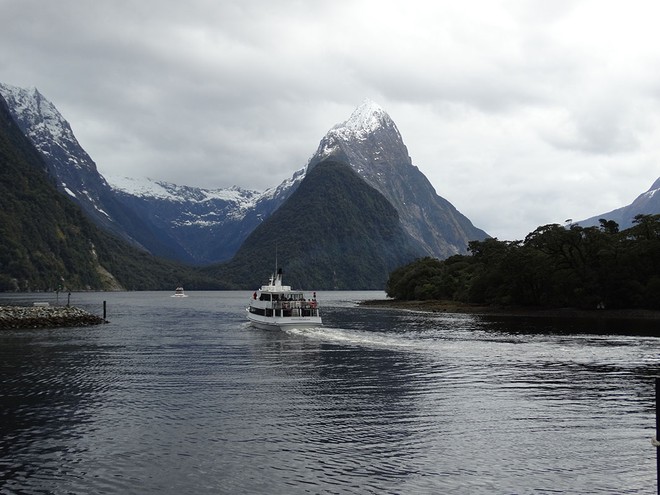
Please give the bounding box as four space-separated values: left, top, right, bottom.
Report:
272 243 284 286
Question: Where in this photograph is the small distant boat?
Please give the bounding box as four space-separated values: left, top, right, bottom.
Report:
247 268 321 330
171 287 188 298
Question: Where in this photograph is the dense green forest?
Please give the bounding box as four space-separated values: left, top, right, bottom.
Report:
386 215 660 310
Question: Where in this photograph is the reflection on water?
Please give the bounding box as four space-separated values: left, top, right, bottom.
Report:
0 291 658 494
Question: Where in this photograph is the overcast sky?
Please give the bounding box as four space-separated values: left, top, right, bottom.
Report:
2 0 659 240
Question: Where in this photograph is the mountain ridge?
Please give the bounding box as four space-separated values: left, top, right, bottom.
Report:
578 177 660 229
0 82 180 258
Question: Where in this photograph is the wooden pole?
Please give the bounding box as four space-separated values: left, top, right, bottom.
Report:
103 300 107 321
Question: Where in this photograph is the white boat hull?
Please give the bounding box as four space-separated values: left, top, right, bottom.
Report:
247 311 321 330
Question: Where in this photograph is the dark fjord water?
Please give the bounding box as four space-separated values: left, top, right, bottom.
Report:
0 291 658 494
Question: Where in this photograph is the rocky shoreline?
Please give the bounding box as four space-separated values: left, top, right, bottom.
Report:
360 299 660 320
0 305 106 330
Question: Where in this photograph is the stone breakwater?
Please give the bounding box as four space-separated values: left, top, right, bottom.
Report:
0 306 106 329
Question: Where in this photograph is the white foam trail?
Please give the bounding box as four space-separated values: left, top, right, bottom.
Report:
285 326 421 351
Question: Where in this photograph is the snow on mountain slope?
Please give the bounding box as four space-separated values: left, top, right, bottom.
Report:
106 175 260 207
315 99 408 179
0 83 75 158
104 171 304 263
328 99 393 141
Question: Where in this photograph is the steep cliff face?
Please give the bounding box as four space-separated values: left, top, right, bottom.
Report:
309 99 489 257
578 177 660 230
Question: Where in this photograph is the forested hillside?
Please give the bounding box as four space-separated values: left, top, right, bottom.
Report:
387 216 660 310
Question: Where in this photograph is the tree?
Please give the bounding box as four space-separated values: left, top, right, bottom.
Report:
384 216 660 310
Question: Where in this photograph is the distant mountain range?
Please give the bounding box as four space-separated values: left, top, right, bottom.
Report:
105 174 297 264
106 99 489 264
0 83 488 274
4 80 656 290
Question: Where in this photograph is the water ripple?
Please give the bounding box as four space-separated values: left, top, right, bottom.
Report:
0 291 657 494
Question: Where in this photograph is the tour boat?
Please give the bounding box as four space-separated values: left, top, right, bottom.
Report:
247 269 321 330
171 287 188 298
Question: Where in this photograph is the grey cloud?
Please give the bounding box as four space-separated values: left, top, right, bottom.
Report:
1 0 659 240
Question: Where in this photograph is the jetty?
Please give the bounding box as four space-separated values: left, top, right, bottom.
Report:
0 305 105 330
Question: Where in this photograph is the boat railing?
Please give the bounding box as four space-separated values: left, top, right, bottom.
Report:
273 300 318 311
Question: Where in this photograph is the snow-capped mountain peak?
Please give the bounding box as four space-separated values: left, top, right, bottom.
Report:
331 98 390 137
0 83 79 159
308 99 488 257
313 99 408 171
321 99 401 150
